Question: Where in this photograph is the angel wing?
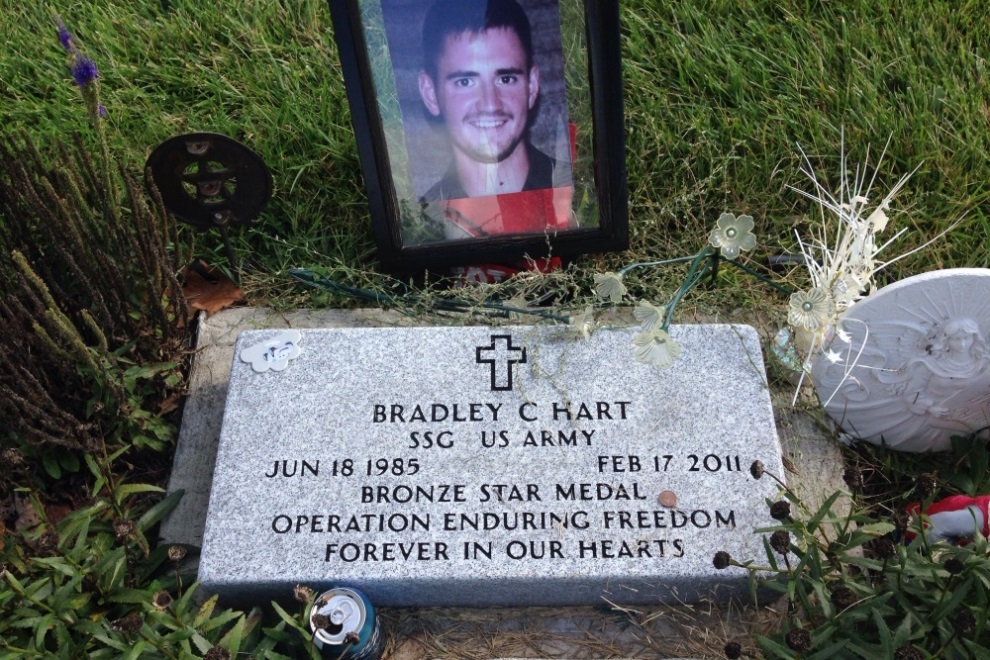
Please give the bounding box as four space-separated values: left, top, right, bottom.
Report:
812 317 937 449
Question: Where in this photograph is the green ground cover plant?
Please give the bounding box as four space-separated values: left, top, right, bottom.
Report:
2 1 986 292
2 0 990 657
715 446 990 659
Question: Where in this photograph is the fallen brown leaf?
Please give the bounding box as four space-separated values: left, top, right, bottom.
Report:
14 493 43 531
46 503 72 525
181 261 244 316
0 492 14 522
157 392 183 416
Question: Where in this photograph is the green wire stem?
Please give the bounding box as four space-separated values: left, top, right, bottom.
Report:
290 246 793 329
617 255 696 277
652 248 794 331
725 257 794 297
661 248 714 331
288 268 570 323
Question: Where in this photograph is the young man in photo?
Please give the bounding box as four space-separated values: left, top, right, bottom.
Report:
417 0 572 226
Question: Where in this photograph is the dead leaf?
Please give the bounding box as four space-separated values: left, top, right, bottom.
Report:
181 261 244 316
14 493 43 531
46 503 72 525
0 492 15 522
157 392 183 416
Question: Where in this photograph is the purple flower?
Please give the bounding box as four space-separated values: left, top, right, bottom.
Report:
98 104 106 118
55 15 74 50
71 56 98 86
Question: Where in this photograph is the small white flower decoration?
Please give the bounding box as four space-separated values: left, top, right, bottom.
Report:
788 287 836 331
708 213 757 259
503 295 530 321
866 206 889 232
570 306 597 339
594 272 627 303
632 328 682 369
633 299 666 331
831 273 865 307
825 349 843 364
239 330 303 373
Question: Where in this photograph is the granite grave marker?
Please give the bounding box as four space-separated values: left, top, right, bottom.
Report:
199 324 785 606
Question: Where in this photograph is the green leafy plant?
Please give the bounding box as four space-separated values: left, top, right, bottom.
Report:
0 483 323 658
717 458 990 658
0 130 188 471
0 21 329 657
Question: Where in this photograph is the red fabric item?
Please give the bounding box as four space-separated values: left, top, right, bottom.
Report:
442 185 574 237
905 494 990 542
497 187 564 233
451 256 563 285
448 122 578 284
569 121 578 163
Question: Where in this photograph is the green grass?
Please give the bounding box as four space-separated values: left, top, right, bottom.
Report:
4 5 990 655
2 0 988 305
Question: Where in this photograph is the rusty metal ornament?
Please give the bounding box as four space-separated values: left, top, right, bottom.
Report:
145 132 272 232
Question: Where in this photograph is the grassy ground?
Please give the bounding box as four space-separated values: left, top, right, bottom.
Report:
3 0 988 307
3 2 990 657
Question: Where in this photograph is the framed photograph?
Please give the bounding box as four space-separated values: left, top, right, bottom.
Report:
327 0 626 273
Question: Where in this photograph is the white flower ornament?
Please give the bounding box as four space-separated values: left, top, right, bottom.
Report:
633 299 666 332
632 328 682 369
570 306 597 339
788 288 836 331
239 330 303 373
594 272 627 303
709 213 757 259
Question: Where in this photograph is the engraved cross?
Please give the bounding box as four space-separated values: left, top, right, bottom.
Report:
476 334 527 392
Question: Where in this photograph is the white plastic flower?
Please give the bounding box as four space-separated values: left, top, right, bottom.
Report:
831 273 865 307
239 330 303 373
788 287 836 331
866 206 889 232
594 272 627 303
633 299 666 331
788 137 956 318
503 295 530 321
632 328 682 369
570 306 597 339
708 213 757 259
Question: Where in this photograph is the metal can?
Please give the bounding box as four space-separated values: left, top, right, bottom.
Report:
309 587 384 660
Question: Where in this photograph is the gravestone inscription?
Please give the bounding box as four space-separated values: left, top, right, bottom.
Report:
199 324 784 606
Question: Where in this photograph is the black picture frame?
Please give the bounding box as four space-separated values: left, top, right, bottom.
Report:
326 0 626 273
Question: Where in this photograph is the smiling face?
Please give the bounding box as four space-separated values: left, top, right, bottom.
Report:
419 27 539 165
